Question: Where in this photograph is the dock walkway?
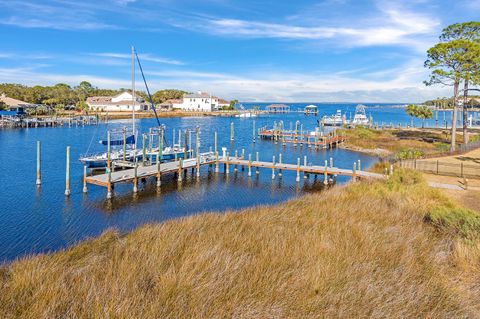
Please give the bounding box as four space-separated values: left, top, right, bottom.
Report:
85 151 384 197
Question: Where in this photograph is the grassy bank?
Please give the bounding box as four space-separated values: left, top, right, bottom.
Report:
339 127 476 159
1 170 480 317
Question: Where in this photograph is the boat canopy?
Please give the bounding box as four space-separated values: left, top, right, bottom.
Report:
99 135 135 146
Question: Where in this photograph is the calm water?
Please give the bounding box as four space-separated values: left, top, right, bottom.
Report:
0 103 466 263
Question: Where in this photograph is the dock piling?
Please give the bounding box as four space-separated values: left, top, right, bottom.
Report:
256 152 259 175
324 160 328 185
226 152 230 174
272 155 276 180
230 122 234 142
278 153 283 177
65 146 70 196
83 165 88 193
142 133 146 165
296 158 301 182
353 162 357 182
133 160 138 193
36 141 41 186
248 154 252 177
177 159 183 182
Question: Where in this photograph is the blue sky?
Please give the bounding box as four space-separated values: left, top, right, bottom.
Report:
0 0 479 102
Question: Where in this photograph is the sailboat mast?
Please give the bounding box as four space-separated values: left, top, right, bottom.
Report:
132 46 136 150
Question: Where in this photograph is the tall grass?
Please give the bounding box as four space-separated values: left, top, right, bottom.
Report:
1 170 479 318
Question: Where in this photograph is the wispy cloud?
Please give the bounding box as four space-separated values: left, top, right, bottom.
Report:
0 57 450 103
0 0 120 30
90 53 184 65
171 3 439 52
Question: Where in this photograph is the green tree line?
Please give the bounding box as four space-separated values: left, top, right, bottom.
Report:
0 82 191 111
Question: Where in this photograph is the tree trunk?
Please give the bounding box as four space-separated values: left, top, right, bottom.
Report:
451 81 459 152
463 80 469 144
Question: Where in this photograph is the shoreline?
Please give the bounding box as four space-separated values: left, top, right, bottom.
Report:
1 170 478 317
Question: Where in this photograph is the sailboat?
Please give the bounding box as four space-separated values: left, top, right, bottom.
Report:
80 47 186 168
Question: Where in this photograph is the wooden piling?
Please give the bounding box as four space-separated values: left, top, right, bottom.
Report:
122 127 127 161
226 152 230 174
178 158 183 182
252 120 256 143
230 122 234 142
142 133 146 165
36 141 41 185
296 158 301 182
248 154 252 177
278 153 283 177
65 146 70 196
357 159 361 172
157 131 163 187
256 152 259 175
133 160 138 192
107 130 111 172
215 151 219 173
304 155 308 179
83 165 88 193
324 160 328 185
272 155 276 180
352 162 357 182
214 130 218 154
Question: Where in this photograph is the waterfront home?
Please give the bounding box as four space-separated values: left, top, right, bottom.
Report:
158 99 182 111
86 91 148 112
0 93 36 114
172 92 219 112
218 98 230 109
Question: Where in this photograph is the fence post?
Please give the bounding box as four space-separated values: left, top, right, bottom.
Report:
436 160 439 175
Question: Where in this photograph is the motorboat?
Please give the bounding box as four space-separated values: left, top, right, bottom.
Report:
321 110 346 126
350 104 370 126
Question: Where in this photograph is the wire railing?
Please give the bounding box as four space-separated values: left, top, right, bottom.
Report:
397 159 480 179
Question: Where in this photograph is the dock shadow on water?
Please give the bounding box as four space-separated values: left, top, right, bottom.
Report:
97 168 328 213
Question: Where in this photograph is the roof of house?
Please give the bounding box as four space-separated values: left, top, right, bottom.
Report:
86 93 146 106
184 92 212 98
165 99 183 104
0 94 33 108
218 98 230 104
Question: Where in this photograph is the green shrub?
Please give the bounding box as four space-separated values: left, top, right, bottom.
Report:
395 149 424 160
425 206 480 240
469 134 480 143
355 127 375 139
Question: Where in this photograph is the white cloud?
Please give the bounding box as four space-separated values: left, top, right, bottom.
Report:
0 58 452 103
90 53 184 65
172 4 439 52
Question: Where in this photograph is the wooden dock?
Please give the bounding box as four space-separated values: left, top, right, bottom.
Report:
258 128 346 148
84 151 384 198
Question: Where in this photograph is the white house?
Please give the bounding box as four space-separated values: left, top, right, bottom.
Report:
172 92 219 112
86 92 148 112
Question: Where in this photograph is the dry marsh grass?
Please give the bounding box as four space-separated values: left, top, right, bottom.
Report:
1 170 480 318
340 127 453 158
